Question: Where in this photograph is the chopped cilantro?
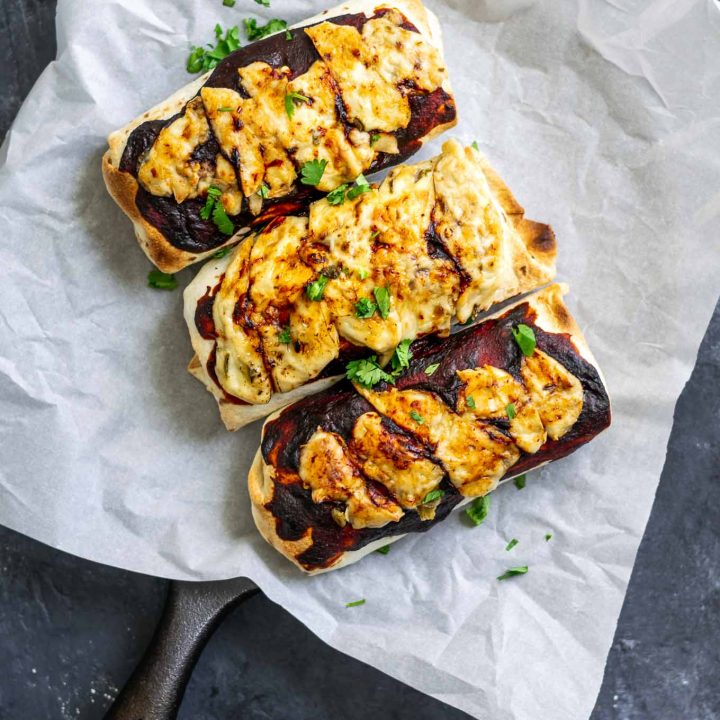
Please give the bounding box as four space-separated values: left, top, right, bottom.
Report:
357 268 370 280
545 533 553 542
512 324 536 357
285 29 292 40
409 410 425 424
506 403 517 419
212 246 232 259
355 297 376 318
465 496 490 526
244 17 287 41
514 475 526 490
471 140 479 151
373 286 391 319
376 545 391 555
299 158 327 185
212 201 235 235
285 91 311 119
423 489 444 503
346 173 371 200
254 0 270 6
200 186 223 220
259 182 270 199
390 339 412 373
466 395 476 409
278 326 292 344
187 25 241 74
425 363 440 376
497 566 528 581
147 270 178 290
306 274 329 301
345 599 366 608
505 538 519 551
346 356 395 389
223 0 236 6
370 133 380 146
326 184 349 205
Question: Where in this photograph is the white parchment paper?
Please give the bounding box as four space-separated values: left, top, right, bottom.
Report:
1 1 719 718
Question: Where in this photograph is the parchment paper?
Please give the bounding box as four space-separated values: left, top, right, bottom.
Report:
1 1 719 718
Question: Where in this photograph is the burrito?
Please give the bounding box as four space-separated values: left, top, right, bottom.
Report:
184 140 557 430
102 0 457 272
248 284 611 573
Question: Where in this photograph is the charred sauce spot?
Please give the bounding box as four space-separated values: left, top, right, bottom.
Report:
261 301 611 571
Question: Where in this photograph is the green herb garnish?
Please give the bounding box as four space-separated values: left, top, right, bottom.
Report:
346 356 395 389
187 25 241 74
465 496 490 526
512 324 536 357
514 475 526 490
299 158 327 185
278 326 292 344
244 17 287 41
497 566 528 581
259 182 270 199
370 133 380 146
325 175 371 204
147 270 178 290
506 403 517 419
357 268 370 280
471 140 479 151
424 363 440 376
346 173 371 200
201 185 234 235
200 186 223 220
285 29 292 40
254 0 270 6
409 410 425 424
376 545 391 555
545 533 553 542
306 274 329 301
390 339 412 373
217 106 234 112
355 297 376 318
327 184 349 205
505 538 519 551
373 286 391 319
423 489 444 503
466 396 476 409
212 246 232 259
223 0 236 7
345 599 366 608
285 91 311 119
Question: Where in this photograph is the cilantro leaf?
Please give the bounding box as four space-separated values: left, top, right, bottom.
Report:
370 133 380 146
200 185 222 220
545 533 553 541
425 363 440 376
278 326 292 344
471 140 479 151
299 158 327 185
376 545 391 555
506 403 517 419
355 297 376 318
147 270 178 291
187 25 241 73
505 538 519 551
345 356 395 389
244 17 287 41
212 201 235 235
223 0 236 6
465 496 490 526
259 183 270 199
390 339 412 373
212 246 232 259
423 489 444 503
306 274 329 301
357 268 370 280
285 29 292 40
373 286 391 319
466 395 476 409
497 566 528 581
254 0 270 6
346 173 371 200
327 184 349 205
345 599 366 608
512 324 536 356
514 475 526 490
285 91 311 119
409 410 424 424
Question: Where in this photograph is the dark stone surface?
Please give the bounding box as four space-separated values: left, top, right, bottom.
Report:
0 2 718 719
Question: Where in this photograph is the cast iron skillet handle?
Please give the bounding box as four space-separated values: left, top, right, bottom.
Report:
105 577 259 720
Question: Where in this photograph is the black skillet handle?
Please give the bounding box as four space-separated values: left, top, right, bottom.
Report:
105 577 259 720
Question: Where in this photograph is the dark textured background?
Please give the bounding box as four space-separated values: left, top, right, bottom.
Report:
1 2 718 719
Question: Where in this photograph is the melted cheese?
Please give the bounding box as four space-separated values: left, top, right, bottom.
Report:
356 386 519 497
212 239 273 404
457 366 546 454
521 350 584 440
299 430 403 529
350 412 444 509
